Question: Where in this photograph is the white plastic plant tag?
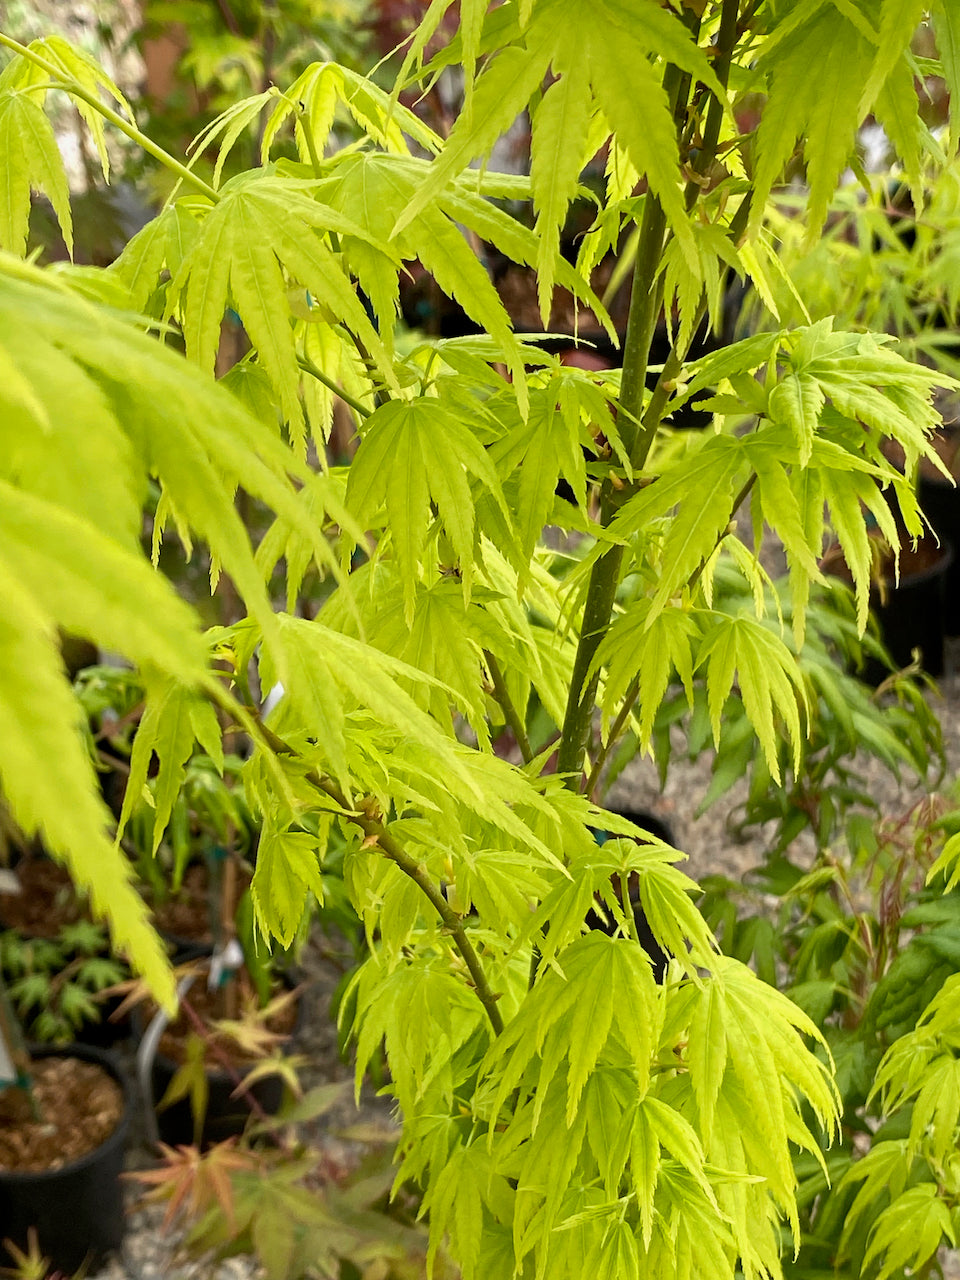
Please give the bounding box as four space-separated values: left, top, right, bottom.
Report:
0 869 21 894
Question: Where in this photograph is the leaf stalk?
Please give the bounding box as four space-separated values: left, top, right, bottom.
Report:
0 33 220 204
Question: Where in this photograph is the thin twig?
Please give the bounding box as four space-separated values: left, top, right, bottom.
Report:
0 34 220 204
246 713 505 1037
485 650 533 764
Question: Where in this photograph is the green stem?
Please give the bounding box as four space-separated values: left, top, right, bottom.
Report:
293 103 325 178
298 355 371 421
619 871 641 946
638 193 753 445
555 54 696 788
0 33 220 204
683 0 742 208
617 199 669 467
485 650 533 764
555 506 625 785
321 777 505 1038
584 675 639 799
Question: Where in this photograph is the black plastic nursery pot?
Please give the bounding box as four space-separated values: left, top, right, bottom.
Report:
822 535 953 684
870 539 953 681
150 1041 290 1148
918 473 960 635
590 808 675 982
0 1044 130 1274
142 975 304 1149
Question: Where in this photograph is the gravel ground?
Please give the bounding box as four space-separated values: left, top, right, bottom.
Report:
87 649 960 1280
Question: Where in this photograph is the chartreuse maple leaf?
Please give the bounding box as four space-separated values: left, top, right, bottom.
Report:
262 61 442 161
594 601 700 749
311 151 605 404
346 397 509 622
0 33 133 181
180 58 444 196
165 172 399 442
751 3 934 240
115 669 221 854
360 579 528 746
0 253 363 1005
393 0 722 310
525 830 715 978
696 612 807 785
489 369 622 566
0 89 72 257
0 255 355 653
485 932 662 1128
677 959 839 1219
251 822 327 949
0 544 176 1014
109 200 202 312
862 1185 955 1280
348 951 488 1116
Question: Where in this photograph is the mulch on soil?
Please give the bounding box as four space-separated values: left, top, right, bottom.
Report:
0 1056 124 1173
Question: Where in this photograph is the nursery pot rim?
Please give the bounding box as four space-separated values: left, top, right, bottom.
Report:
134 968 306 1085
820 535 954 590
0 1042 130 1185
882 535 954 588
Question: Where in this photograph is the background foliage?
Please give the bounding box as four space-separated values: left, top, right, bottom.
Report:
2 3 960 1278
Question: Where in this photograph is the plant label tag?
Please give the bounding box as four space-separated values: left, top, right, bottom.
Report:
0 1026 16 1090
0 869 20 894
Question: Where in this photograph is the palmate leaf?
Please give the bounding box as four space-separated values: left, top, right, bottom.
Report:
0 255 349 655
391 0 491 120
263 613 493 802
489 371 620 563
0 483 206 685
683 959 838 1219
530 53 596 322
361 579 520 746
315 153 547 404
752 7 877 240
0 558 174 1011
0 91 72 257
348 951 486 1116
255 471 367 612
109 202 201 312
251 824 326 948
166 173 399 441
485 932 662 1127
346 397 509 621
396 0 717 285
116 671 220 854
741 428 824 647
0 34 133 182
696 612 807 784
0 254 364 1001
862 1184 955 1280
262 61 442 163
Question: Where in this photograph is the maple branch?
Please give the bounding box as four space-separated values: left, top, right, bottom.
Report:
584 675 639 799
297 355 371 421
556 48 696 788
241 711 505 1038
683 0 742 207
485 650 533 764
0 34 220 204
